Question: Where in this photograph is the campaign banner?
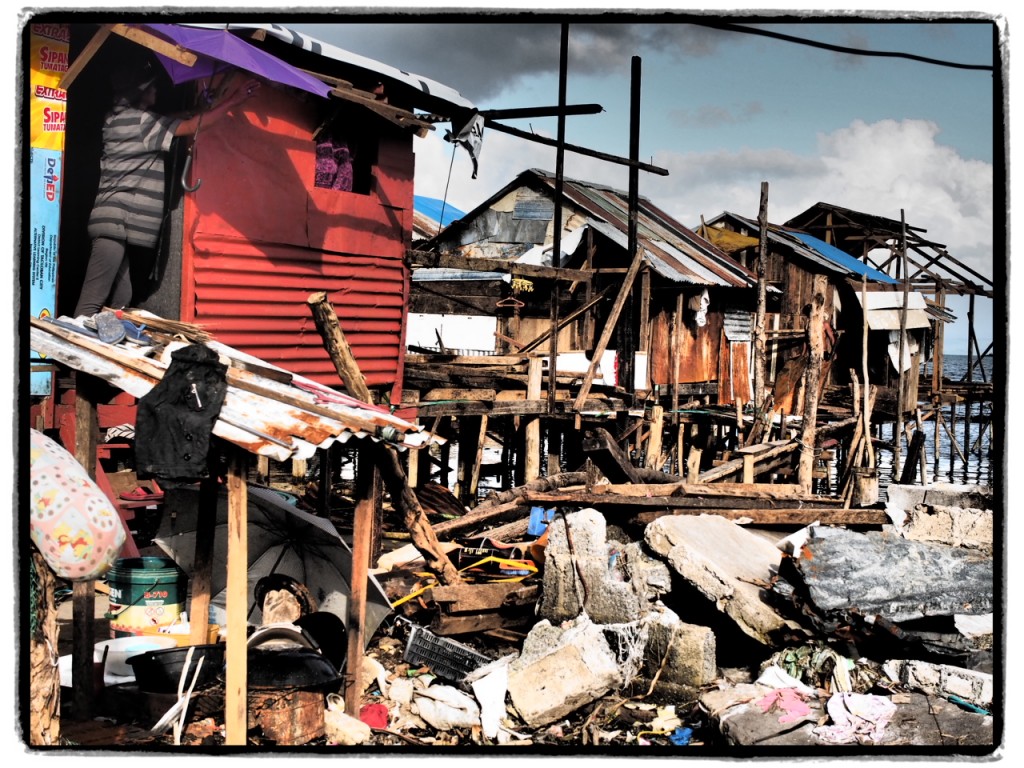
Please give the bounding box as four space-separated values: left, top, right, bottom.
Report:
28 23 68 396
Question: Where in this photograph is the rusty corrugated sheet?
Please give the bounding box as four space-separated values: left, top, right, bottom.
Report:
531 171 756 288
30 316 434 462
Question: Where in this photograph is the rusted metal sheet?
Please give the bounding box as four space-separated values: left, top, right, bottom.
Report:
29 318 435 461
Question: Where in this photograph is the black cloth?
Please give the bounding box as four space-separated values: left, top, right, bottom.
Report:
135 343 228 480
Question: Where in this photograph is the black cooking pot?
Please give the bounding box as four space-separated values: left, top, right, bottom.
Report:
247 646 342 691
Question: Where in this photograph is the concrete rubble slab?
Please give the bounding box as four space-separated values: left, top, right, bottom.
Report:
644 514 798 644
785 526 993 623
886 483 994 554
506 615 624 727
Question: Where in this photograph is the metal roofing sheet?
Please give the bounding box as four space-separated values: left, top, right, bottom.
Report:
30 316 434 462
583 219 738 286
186 23 475 111
788 231 898 284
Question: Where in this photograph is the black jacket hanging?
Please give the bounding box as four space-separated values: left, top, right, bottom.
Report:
135 343 228 480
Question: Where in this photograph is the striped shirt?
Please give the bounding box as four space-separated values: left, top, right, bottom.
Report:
87 100 181 248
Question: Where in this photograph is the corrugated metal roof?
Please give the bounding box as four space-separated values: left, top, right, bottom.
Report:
30 316 434 462
854 291 932 330
183 23 475 112
527 171 757 289
706 211 899 285
787 232 898 284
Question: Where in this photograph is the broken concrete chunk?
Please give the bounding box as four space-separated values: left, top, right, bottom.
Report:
507 615 623 727
886 483 994 553
699 682 825 747
538 508 670 625
883 659 994 710
636 606 717 697
789 527 993 623
644 514 795 644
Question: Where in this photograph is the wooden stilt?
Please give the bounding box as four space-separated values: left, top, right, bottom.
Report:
188 476 219 646
223 447 249 746
524 358 542 482
71 373 99 720
798 274 827 492
344 442 377 715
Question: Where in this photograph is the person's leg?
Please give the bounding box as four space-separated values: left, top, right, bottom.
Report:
74 237 128 316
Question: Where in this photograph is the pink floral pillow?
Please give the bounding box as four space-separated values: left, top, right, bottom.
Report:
29 429 126 580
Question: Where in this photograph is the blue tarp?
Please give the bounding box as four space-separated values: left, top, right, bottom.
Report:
414 195 465 227
788 231 898 284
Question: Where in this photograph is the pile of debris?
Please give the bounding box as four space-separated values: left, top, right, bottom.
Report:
64 480 996 752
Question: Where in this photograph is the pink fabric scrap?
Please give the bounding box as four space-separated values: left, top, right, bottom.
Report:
756 687 814 724
359 702 389 730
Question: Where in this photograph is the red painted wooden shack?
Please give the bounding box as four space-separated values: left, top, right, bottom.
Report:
54 22 477 402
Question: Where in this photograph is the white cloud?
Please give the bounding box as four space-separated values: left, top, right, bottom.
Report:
415 117 995 284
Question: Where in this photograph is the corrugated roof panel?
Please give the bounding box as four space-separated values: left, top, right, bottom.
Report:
29 318 434 461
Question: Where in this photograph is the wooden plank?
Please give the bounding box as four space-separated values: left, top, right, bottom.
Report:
630 507 887 525
524 358 542 482
72 374 99 720
329 83 434 136
223 448 248 746
109 23 199 65
573 245 644 411
430 582 537 612
469 415 489 500
589 481 837 502
59 25 112 89
423 388 497 402
644 405 664 470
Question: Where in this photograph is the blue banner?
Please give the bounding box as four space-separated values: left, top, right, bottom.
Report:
29 147 63 396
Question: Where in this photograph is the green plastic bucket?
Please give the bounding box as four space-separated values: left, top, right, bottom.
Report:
106 557 188 638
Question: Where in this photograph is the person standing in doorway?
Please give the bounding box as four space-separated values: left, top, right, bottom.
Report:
74 64 260 318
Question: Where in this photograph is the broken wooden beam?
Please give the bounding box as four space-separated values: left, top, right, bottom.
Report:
630 507 887 526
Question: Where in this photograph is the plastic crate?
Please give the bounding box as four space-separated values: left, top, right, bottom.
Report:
402 623 490 682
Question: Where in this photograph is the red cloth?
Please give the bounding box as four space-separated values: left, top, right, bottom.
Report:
359 703 389 730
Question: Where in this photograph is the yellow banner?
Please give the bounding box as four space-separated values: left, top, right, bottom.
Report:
29 23 69 150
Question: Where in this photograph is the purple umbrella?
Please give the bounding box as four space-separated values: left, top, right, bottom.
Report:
141 23 331 99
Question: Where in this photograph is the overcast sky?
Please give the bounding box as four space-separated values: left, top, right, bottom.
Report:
287 13 1002 355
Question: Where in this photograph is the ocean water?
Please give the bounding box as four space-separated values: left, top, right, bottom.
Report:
894 353 996 489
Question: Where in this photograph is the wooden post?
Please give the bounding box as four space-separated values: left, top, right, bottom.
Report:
932 281 946 394
645 405 664 470
188 475 219 646
307 291 373 403
344 442 377 715
671 294 682 428
798 274 827 492
470 415 489 500
72 374 99 720
894 210 909 479
223 447 249 746
753 181 769 407
525 357 543 482
573 246 645 411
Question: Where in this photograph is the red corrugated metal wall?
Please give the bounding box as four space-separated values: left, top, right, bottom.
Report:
180 86 412 393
